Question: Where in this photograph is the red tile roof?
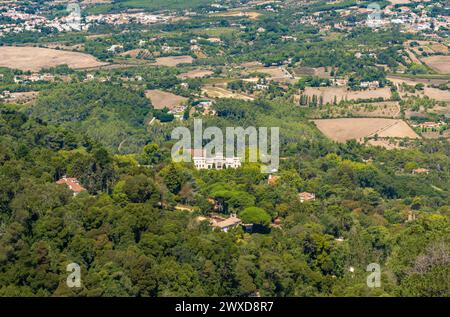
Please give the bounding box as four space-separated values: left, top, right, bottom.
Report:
56 176 86 194
298 192 315 201
267 175 280 185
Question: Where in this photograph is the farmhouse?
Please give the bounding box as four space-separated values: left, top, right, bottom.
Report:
1 90 11 98
298 192 316 202
107 44 123 53
415 121 444 131
210 214 242 232
56 176 86 196
360 81 380 89
14 74 54 83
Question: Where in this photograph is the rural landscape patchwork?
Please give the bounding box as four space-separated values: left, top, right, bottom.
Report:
0 0 449 300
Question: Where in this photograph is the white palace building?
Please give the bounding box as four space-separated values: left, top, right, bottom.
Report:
190 149 241 170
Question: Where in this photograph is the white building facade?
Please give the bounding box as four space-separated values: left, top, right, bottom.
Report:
191 149 241 170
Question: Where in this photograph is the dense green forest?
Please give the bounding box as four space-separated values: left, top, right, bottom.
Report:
31 82 152 153
0 101 448 296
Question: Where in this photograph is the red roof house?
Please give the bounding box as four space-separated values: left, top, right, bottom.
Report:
56 176 86 196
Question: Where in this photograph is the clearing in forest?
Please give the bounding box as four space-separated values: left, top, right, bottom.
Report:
202 85 254 101
303 87 392 104
145 90 188 110
177 69 214 79
152 55 194 67
421 56 450 74
211 11 261 20
313 118 419 142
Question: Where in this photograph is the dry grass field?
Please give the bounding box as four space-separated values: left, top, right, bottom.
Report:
388 76 448 86
145 90 188 110
351 102 401 117
247 66 292 80
422 87 450 102
120 49 152 59
388 0 410 4
82 0 111 3
405 49 422 64
44 43 85 51
313 118 419 142
211 11 261 20
316 101 401 118
388 77 450 102
429 104 450 115
428 43 449 54
239 61 263 68
366 139 404 150
177 69 214 79
202 85 254 101
303 87 392 104
406 40 449 55
152 55 194 67
293 66 333 78
421 56 450 74
3 91 39 104
0 46 107 71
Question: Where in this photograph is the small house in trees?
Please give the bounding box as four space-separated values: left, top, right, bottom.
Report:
298 192 315 203
56 176 86 196
412 168 430 174
267 174 280 185
210 214 242 232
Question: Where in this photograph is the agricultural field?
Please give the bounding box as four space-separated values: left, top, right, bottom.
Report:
191 27 239 37
313 118 419 142
389 77 450 102
152 55 194 67
302 87 392 104
87 0 215 13
405 49 422 65
316 101 401 118
210 10 262 20
406 40 449 55
82 0 112 4
254 67 293 80
366 139 405 150
177 69 214 79
421 87 450 102
421 56 450 74
293 67 334 78
0 46 107 71
202 85 254 101
429 104 450 115
387 76 448 86
120 49 152 59
388 0 411 4
145 89 188 110
2 91 39 104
